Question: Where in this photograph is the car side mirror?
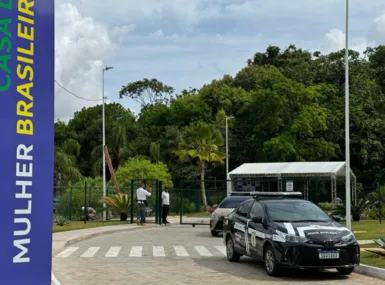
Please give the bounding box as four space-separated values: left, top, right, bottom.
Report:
251 216 262 223
330 214 341 222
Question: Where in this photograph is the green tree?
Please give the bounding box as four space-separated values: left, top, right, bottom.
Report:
54 138 82 186
173 121 226 209
66 103 136 177
119 78 174 105
114 157 173 189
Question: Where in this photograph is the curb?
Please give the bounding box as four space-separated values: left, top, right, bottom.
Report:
52 224 156 255
63 225 150 248
354 264 385 280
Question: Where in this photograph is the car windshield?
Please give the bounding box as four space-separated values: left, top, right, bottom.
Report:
264 200 331 222
219 196 252 208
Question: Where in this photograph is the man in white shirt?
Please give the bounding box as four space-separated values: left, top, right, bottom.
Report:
136 183 151 225
162 187 170 225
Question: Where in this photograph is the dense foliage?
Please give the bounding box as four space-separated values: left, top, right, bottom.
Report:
55 44 385 198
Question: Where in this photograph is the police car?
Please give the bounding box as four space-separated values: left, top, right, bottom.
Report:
222 192 360 276
210 193 253 236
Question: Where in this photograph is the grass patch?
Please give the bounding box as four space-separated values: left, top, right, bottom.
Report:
360 243 381 249
360 252 385 268
53 220 128 233
339 220 385 240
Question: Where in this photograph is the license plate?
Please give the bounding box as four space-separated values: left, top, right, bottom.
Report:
319 250 339 259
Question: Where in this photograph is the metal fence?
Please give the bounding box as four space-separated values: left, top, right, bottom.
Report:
129 179 163 225
53 178 379 224
53 179 164 224
175 179 228 226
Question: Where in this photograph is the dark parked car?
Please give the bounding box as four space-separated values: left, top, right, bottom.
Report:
223 192 360 276
210 193 252 236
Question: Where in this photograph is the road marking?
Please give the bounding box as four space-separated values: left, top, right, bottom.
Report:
174 246 189 256
105 247 121 257
194 246 212 257
51 272 61 285
81 247 100 258
130 246 143 257
214 246 227 256
56 247 79 258
153 246 165 257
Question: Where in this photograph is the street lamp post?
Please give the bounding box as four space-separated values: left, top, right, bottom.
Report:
102 66 113 221
345 0 351 230
226 116 234 197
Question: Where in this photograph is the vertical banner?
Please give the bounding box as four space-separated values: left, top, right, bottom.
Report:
0 0 54 284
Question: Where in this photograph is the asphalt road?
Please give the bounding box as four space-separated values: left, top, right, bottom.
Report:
52 225 385 285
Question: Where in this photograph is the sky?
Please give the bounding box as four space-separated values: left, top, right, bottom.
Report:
54 0 385 121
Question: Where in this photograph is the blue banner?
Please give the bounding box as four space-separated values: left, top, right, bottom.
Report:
0 0 54 284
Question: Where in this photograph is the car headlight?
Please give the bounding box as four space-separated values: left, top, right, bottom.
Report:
341 232 356 243
211 212 220 219
276 230 309 243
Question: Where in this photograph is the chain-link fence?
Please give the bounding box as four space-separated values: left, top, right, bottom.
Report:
53 184 131 221
175 179 228 225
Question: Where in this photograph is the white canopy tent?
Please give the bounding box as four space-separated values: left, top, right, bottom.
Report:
228 161 356 205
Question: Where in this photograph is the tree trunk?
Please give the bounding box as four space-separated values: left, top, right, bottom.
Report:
200 161 208 211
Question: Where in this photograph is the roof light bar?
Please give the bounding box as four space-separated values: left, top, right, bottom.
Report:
251 191 303 200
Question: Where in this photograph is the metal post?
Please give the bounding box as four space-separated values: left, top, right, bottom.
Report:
130 180 134 224
102 69 106 221
345 0 351 230
179 186 183 225
84 182 87 224
159 180 163 225
226 117 233 196
102 66 113 221
155 180 158 225
69 186 73 221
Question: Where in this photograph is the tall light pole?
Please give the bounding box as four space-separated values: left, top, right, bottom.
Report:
102 66 113 221
226 116 234 197
345 0 351 230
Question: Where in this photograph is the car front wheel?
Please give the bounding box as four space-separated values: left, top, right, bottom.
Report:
226 236 240 262
337 267 354 275
264 245 280 276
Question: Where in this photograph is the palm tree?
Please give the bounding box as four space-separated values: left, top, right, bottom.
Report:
173 121 227 210
103 193 131 221
332 198 374 222
54 139 82 186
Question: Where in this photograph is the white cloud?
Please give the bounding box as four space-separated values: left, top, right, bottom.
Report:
54 3 129 121
324 29 346 53
368 12 385 43
53 0 385 121
148 29 164 38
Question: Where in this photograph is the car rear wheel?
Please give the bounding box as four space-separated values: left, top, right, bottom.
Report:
336 267 354 275
211 230 219 237
264 245 279 276
226 236 240 262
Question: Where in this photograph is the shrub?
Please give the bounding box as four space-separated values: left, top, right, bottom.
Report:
365 237 385 257
103 193 130 221
318 202 334 211
54 215 70 226
367 206 385 220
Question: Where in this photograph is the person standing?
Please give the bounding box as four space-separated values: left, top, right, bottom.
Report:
162 187 170 225
136 183 151 226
